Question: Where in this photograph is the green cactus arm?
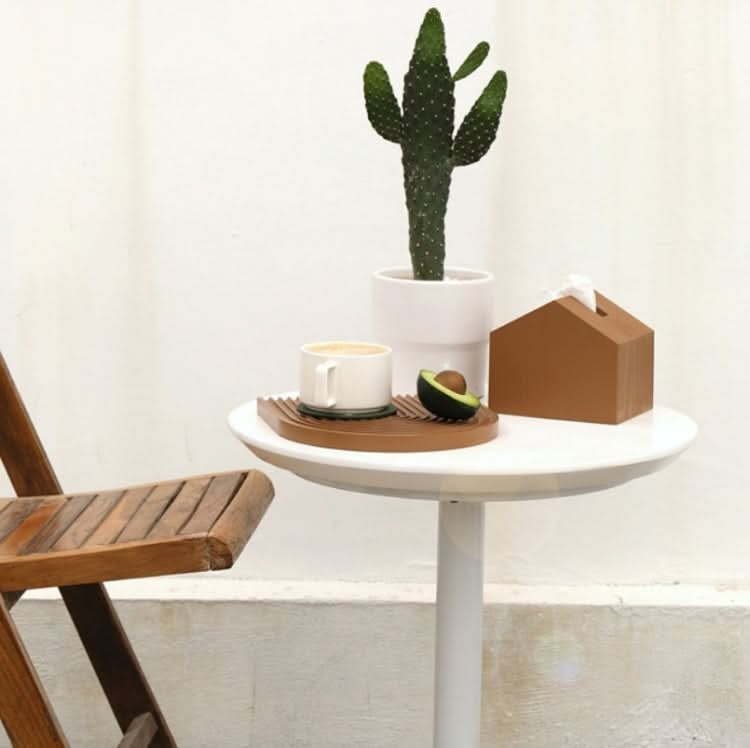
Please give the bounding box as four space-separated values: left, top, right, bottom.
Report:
452 70 507 167
363 62 403 144
452 41 489 82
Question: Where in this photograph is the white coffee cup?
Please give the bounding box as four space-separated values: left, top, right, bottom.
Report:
299 341 392 411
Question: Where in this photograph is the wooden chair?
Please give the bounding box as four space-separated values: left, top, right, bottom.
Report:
0 352 274 747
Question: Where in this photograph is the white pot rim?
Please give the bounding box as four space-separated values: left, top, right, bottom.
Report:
374 266 494 286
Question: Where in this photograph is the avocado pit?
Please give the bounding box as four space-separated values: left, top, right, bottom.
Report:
434 369 467 395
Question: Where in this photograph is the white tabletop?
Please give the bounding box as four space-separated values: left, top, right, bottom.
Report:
228 396 697 501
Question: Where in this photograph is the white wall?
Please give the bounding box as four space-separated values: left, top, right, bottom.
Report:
1 0 748 590
486 0 749 586
4 3 750 746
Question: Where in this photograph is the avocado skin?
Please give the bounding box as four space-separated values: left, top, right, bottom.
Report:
417 373 480 420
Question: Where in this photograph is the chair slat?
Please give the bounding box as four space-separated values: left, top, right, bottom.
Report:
117 481 183 543
0 498 66 555
147 476 212 540
0 499 44 544
21 495 95 555
85 486 154 547
180 472 245 535
207 470 274 567
53 491 124 552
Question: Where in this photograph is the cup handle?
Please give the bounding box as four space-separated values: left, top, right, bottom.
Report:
314 360 337 407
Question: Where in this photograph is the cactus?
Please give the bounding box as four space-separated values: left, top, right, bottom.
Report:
364 8 507 280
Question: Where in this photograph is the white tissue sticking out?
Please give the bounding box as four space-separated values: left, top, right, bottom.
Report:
544 273 596 312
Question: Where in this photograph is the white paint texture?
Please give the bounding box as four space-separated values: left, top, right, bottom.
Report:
0 0 491 586
1 1 750 743
484 0 749 587
2 0 744 587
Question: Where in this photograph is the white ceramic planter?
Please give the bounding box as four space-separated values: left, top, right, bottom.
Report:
372 266 495 398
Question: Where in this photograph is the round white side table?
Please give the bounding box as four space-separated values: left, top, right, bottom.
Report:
228 398 697 748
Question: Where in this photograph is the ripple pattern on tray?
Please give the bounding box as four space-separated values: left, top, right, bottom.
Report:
256 396 497 453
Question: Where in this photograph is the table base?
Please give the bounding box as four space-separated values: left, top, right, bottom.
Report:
434 501 485 748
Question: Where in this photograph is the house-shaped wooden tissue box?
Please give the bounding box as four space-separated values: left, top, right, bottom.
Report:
488 292 654 424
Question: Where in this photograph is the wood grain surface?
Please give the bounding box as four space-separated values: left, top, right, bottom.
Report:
258 395 498 452
0 471 274 591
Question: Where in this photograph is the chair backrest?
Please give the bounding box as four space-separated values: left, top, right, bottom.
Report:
0 351 61 498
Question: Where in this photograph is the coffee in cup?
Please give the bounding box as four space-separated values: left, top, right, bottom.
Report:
305 342 386 357
299 341 392 414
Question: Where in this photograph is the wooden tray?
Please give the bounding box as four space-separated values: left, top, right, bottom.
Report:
257 396 498 452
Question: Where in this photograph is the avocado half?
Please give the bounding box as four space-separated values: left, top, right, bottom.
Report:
417 369 481 420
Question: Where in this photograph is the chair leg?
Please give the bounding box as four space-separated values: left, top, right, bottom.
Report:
0 600 68 747
60 584 177 748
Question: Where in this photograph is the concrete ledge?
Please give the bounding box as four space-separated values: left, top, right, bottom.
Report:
4 581 750 747
25 576 750 606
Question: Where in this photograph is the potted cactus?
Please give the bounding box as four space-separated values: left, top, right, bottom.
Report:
367 7 507 396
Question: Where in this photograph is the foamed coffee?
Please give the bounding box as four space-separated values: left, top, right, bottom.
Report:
307 342 387 357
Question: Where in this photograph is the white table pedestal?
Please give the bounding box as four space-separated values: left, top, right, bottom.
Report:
434 501 485 748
